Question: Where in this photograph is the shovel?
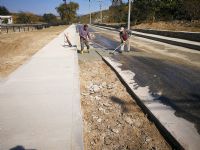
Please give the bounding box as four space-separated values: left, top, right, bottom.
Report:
64 33 72 47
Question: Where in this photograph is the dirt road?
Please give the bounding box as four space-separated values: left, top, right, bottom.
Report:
0 26 67 77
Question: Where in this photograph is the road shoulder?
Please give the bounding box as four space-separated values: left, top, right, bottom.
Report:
95 50 200 150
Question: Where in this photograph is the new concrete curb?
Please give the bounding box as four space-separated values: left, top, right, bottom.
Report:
134 28 200 42
95 50 184 150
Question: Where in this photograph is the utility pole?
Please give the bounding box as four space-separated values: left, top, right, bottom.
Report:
97 0 103 23
127 0 133 51
89 0 92 24
128 0 132 30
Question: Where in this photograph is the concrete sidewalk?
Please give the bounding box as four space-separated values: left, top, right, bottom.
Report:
0 25 83 150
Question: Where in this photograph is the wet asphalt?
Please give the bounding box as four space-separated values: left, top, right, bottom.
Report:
86 25 200 134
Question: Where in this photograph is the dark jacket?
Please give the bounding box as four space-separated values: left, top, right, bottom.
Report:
120 29 131 42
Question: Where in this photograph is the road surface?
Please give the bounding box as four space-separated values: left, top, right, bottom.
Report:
89 25 200 135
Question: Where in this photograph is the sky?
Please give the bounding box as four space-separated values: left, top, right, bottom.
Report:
0 0 128 16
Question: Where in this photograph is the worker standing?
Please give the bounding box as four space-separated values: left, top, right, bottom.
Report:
119 27 131 53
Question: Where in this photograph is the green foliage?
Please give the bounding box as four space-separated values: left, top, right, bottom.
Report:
183 0 200 20
132 0 158 22
80 0 199 25
43 13 57 24
16 13 31 24
0 6 10 15
109 4 128 23
2 18 8 24
79 10 109 24
16 12 42 24
131 0 200 23
56 2 79 24
130 0 185 23
156 0 184 20
78 15 90 24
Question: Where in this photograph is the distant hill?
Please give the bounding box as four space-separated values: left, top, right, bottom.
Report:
79 0 200 32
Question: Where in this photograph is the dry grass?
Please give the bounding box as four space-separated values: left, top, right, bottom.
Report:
0 25 67 77
132 20 200 32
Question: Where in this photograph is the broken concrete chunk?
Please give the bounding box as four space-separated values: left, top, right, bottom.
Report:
107 84 113 89
93 85 100 93
104 136 112 145
111 128 119 134
103 102 111 107
95 96 101 100
97 118 102 123
81 92 89 96
125 117 133 125
102 82 107 88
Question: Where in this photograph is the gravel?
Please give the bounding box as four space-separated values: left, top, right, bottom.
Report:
79 60 171 150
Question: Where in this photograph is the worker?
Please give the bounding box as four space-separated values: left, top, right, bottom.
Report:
119 27 131 53
79 24 91 54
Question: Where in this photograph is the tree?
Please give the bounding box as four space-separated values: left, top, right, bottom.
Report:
56 2 79 24
2 18 8 24
129 0 158 23
0 6 10 15
43 13 57 24
131 0 187 23
183 0 200 20
109 4 128 23
16 13 31 24
16 12 42 24
81 0 200 24
156 0 182 20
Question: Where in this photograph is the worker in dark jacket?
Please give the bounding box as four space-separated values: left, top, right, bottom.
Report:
119 27 131 53
79 24 91 54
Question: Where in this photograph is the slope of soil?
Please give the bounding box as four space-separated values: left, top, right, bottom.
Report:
132 21 200 32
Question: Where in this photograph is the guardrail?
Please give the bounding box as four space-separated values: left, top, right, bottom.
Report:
0 23 49 33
